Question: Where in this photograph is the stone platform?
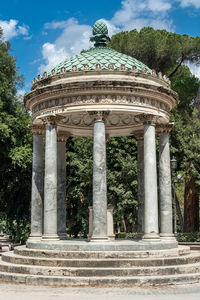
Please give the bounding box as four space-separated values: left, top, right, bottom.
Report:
1 244 200 286
26 238 178 251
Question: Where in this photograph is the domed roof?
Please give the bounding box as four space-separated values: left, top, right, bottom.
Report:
53 47 152 74
50 19 152 76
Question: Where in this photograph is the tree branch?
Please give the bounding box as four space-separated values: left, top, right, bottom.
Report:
168 55 185 78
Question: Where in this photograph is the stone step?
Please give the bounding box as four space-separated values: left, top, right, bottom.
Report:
1 258 200 277
3 251 200 268
14 245 190 259
0 270 200 286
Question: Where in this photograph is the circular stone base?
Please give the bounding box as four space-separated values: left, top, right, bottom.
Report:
26 238 178 251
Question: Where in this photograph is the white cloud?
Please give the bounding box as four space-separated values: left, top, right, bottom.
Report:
185 61 200 78
39 43 68 74
178 0 200 8
111 0 172 29
38 0 174 73
39 18 92 74
0 19 29 40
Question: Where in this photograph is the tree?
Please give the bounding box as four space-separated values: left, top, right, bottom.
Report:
109 27 200 77
0 30 32 242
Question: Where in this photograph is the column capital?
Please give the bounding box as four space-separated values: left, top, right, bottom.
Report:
89 111 110 122
57 131 71 142
137 114 158 125
29 124 45 135
156 122 174 133
133 130 144 141
42 115 63 125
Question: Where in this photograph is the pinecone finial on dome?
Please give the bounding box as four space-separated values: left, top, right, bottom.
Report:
90 19 110 47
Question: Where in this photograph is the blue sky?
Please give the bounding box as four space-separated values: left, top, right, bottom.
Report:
1 0 200 95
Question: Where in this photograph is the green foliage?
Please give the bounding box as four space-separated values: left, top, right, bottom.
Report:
115 232 137 239
0 29 32 242
109 27 200 77
178 232 200 242
66 137 93 237
107 137 138 232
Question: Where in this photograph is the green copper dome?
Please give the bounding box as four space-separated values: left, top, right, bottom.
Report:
53 47 152 74
50 19 152 76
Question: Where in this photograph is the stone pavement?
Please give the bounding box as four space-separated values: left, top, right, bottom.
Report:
0 283 200 300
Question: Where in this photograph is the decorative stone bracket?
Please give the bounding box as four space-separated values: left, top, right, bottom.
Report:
88 111 110 122
28 124 45 135
156 123 174 133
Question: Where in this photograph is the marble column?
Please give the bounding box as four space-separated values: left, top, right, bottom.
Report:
29 125 44 240
57 132 69 239
140 115 160 240
157 124 175 239
134 131 144 238
42 116 60 240
91 112 108 241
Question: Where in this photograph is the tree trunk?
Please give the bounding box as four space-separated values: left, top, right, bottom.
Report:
184 176 199 232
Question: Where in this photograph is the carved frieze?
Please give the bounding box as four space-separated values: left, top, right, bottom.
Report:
31 94 170 117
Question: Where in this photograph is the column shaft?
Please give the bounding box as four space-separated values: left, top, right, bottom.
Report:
159 132 174 238
137 139 144 237
143 124 159 239
30 134 44 239
43 123 59 240
57 141 67 238
91 119 108 240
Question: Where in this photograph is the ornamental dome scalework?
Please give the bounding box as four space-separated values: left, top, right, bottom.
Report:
25 19 178 138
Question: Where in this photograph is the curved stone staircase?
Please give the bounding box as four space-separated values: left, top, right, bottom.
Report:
0 245 200 286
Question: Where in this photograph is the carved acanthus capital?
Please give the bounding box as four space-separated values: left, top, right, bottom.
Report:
133 130 144 141
89 111 110 122
156 123 174 133
136 114 158 125
57 131 71 142
28 124 45 135
42 115 63 125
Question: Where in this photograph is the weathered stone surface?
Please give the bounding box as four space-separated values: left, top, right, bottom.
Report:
29 134 44 239
91 119 108 241
0 246 200 286
43 123 59 240
88 206 115 241
26 239 178 251
159 132 174 238
143 124 159 240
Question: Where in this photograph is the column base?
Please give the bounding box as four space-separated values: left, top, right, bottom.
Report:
108 235 115 241
142 232 160 242
90 235 109 242
160 233 176 240
27 234 42 242
42 234 59 241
